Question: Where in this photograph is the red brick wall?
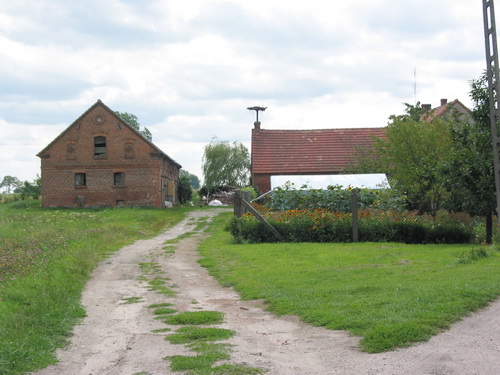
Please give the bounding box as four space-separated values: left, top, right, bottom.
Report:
39 103 179 208
252 173 271 194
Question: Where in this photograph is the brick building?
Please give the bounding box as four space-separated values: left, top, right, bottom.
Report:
37 100 181 208
251 122 386 194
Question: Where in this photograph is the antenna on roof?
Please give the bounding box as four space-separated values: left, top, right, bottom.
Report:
414 68 417 105
247 106 267 124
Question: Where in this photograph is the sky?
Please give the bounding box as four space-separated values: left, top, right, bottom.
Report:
0 0 492 185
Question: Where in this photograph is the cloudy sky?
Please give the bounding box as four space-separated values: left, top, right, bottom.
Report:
0 0 491 184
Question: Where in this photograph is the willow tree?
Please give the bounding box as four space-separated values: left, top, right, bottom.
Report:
202 139 250 191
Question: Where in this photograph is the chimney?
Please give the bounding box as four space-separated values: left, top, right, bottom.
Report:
422 104 432 112
440 98 448 106
254 121 261 133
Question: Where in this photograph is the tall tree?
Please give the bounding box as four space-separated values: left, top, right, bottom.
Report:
202 139 250 191
16 176 42 200
177 174 193 204
376 105 453 217
180 170 200 189
444 72 497 243
114 111 153 142
347 102 425 175
0 176 22 194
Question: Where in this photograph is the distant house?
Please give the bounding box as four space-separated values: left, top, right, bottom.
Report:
421 98 473 124
251 122 386 194
37 100 181 208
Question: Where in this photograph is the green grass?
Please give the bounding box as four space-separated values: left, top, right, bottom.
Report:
153 307 178 315
147 276 176 296
151 328 172 333
165 231 195 244
168 354 223 372
198 212 500 353
148 302 174 308
166 327 235 345
0 200 195 374
164 311 225 325
121 296 144 304
165 329 264 375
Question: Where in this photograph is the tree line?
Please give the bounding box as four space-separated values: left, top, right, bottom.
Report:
349 72 496 243
0 175 41 199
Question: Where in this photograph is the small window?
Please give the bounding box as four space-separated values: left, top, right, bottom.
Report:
114 172 125 186
94 136 106 156
75 173 86 186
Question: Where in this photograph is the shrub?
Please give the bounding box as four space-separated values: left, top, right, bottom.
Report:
226 208 473 244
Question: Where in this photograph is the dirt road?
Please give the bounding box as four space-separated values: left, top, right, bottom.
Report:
33 209 500 375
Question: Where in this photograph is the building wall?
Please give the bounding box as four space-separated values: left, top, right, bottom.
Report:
252 173 272 194
39 103 179 208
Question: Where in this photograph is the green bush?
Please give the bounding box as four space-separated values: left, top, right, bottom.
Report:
226 209 473 244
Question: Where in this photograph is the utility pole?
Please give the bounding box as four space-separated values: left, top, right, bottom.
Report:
483 0 500 230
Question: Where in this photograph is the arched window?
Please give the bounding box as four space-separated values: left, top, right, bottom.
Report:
94 136 106 156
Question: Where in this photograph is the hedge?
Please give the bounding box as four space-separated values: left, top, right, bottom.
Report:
226 209 473 244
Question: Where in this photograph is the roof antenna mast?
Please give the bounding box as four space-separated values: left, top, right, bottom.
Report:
414 68 417 105
247 106 267 125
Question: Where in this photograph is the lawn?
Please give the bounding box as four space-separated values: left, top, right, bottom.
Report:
2 203 500 374
0 200 192 374
198 212 500 353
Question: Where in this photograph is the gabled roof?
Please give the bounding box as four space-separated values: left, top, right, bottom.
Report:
421 99 471 122
251 127 386 174
37 100 182 168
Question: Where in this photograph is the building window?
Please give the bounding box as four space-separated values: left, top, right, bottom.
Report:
94 136 106 156
75 173 86 186
114 172 125 186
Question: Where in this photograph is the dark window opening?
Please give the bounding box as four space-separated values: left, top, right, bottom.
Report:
75 173 86 186
114 172 125 186
116 200 125 207
94 136 106 156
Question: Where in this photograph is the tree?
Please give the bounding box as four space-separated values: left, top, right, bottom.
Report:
114 111 153 142
180 170 200 189
376 105 454 217
0 176 22 194
16 176 42 200
444 72 497 243
202 139 250 191
346 102 426 175
177 175 193 204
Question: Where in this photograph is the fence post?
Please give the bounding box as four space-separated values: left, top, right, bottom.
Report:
234 189 253 218
351 188 359 243
234 189 243 217
234 189 285 242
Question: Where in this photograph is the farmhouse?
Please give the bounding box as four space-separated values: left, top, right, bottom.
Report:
251 122 386 194
37 100 181 208
421 98 472 124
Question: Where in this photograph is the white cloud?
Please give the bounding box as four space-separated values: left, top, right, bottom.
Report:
0 0 492 184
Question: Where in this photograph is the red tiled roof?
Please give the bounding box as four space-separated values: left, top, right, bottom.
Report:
421 99 471 122
251 127 386 174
